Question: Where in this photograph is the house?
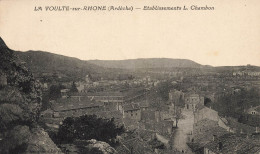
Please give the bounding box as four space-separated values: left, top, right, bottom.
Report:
247 106 260 116
203 134 260 154
188 119 230 153
184 93 204 111
123 103 141 121
116 137 155 154
194 106 219 123
194 106 231 132
51 97 104 118
86 88 146 111
225 117 256 134
189 106 233 153
140 109 174 135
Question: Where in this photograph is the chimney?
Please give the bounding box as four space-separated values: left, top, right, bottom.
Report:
256 127 259 133
78 97 81 102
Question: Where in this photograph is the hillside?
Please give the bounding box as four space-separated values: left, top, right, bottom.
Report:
15 51 107 78
88 58 204 69
215 65 260 72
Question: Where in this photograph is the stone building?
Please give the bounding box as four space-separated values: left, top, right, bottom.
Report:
51 97 104 118
194 106 219 123
184 93 204 111
247 105 260 116
188 119 229 153
194 106 231 131
188 106 236 153
86 88 146 112
123 103 141 121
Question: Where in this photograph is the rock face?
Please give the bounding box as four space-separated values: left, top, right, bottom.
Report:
60 139 118 154
0 125 62 153
0 37 61 153
85 139 118 154
0 37 42 130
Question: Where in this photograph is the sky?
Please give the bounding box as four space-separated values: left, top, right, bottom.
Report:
0 0 260 66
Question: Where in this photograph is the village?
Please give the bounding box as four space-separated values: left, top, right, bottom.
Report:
0 46 260 153
38 71 260 154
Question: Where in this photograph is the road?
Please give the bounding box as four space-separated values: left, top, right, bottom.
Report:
172 109 194 153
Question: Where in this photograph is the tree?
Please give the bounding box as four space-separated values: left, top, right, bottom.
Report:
49 84 66 100
56 115 125 145
204 97 212 107
49 85 62 100
156 80 174 101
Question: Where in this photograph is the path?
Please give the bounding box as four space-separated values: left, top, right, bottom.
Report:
172 110 194 153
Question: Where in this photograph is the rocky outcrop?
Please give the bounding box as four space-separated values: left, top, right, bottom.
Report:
84 139 118 154
0 37 61 153
60 139 118 154
0 125 62 153
0 37 42 130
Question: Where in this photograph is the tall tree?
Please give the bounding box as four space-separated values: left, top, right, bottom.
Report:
56 115 125 145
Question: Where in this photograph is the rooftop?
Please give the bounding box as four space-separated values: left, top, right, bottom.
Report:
52 97 103 112
123 103 140 112
116 137 155 154
248 105 260 112
191 119 230 151
204 134 260 154
86 87 146 98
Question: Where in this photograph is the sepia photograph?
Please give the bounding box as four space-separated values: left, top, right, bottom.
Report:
0 0 260 153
